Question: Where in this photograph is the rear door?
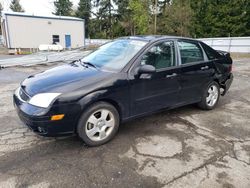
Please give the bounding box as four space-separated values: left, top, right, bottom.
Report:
129 40 182 116
177 40 215 103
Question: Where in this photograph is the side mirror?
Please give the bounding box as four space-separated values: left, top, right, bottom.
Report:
138 64 156 74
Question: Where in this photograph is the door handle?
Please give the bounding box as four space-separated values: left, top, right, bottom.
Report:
166 73 177 78
201 66 209 70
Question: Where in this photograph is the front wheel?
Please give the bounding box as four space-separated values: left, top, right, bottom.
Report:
198 81 220 110
77 102 120 146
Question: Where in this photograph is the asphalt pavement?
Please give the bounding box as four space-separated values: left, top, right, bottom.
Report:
0 50 91 67
0 59 250 188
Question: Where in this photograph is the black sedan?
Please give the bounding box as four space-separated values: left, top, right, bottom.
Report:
13 36 233 146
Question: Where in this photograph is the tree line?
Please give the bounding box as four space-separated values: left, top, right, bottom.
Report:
1 0 250 39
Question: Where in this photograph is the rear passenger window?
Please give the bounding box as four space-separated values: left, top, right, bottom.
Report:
178 41 204 64
201 43 221 60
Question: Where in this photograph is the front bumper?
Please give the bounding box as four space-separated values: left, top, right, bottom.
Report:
13 94 81 137
221 73 233 96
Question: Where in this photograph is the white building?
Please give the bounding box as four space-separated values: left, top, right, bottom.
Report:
1 12 85 49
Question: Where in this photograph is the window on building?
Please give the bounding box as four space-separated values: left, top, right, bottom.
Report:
52 35 60 44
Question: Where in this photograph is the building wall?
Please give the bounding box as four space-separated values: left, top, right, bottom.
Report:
5 15 84 49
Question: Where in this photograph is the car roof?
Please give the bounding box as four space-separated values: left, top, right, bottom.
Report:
119 35 195 42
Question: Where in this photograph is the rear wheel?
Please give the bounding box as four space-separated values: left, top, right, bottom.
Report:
77 102 120 146
198 81 220 110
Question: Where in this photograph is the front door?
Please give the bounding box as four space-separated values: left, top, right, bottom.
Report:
65 35 71 48
130 40 182 116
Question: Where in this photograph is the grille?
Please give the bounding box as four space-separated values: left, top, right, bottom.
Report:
19 88 30 102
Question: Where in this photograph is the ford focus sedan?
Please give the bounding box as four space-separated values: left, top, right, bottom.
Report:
13 36 233 146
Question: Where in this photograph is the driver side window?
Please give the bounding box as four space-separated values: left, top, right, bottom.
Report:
141 41 176 70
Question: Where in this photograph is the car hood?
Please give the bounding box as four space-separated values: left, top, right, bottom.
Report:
21 62 113 96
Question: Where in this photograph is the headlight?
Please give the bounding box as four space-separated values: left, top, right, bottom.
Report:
28 93 61 108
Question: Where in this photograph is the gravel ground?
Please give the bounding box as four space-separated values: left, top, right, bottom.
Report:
0 59 250 188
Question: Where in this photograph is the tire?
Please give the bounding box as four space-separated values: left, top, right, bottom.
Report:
77 102 120 146
198 81 220 110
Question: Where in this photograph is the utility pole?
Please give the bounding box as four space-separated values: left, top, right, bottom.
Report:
154 0 158 34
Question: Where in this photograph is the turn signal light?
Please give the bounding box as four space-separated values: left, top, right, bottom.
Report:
51 114 65 121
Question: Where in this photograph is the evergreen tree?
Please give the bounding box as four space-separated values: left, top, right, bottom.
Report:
129 0 151 35
99 0 114 38
114 0 133 35
0 3 3 34
246 1 250 36
83 0 250 38
0 3 3 15
10 0 24 12
76 0 91 37
157 0 192 36
190 0 250 37
90 0 115 38
54 0 73 16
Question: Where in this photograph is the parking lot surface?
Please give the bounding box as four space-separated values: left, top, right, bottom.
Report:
0 59 250 188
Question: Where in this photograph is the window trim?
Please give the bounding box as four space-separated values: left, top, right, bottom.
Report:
198 42 209 61
154 41 178 72
130 39 179 74
200 42 222 61
177 39 207 66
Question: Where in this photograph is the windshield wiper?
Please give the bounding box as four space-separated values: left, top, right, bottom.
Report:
80 61 98 69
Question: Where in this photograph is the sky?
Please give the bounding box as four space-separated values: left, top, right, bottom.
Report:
0 0 80 16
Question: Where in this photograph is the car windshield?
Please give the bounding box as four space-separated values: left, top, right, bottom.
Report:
81 39 148 72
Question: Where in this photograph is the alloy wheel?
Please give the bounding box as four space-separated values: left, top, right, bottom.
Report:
85 109 115 141
206 85 219 107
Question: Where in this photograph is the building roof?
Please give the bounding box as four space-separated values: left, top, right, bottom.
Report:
2 11 84 22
